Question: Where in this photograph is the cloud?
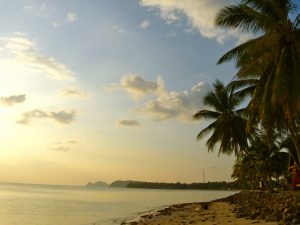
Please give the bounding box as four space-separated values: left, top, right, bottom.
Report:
37 3 49 17
23 5 33 10
139 0 253 44
117 119 140 127
47 140 77 152
47 146 70 152
0 94 26 107
0 33 75 80
53 22 61 28
112 25 125 34
107 74 165 99
67 12 78 22
23 3 51 17
17 109 77 125
109 75 211 122
60 88 88 99
134 80 211 122
139 20 151 29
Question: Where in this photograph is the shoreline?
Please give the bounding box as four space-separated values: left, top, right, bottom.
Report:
121 201 277 225
120 191 300 225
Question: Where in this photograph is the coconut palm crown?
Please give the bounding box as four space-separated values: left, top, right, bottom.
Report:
215 0 300 166
194 80 248 156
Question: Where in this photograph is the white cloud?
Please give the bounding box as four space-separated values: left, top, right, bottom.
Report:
23 5 33 10
107 74 165 99
17 109 77 125
109 74 211 122
0 33 75 80
53 22 61 28
0 94 26 107
139 0 253 44
38 3 49 17
47 146 70 152
117 119 141 127
139 20 151 29
112 25 125 34
23 3 50 17
47 140 77 152
134 80 211 122
67 12 78 22
60 88 88 99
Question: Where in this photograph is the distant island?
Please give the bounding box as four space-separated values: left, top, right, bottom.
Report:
84 180 236 190
85 181 108 188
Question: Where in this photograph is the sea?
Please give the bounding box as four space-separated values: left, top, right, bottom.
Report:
0 182 237 225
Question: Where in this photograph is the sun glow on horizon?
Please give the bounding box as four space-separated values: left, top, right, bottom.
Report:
0 0 240 185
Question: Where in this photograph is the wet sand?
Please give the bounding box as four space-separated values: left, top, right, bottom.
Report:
123 202 278 225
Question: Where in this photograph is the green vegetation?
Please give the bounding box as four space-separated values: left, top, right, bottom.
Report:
109 180 135 188
195 0 300 190
127 181 235 190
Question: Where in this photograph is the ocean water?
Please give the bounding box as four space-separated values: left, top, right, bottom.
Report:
0 183 237 225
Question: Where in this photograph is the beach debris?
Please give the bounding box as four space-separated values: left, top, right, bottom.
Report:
220 191 300 224
201 202 210 210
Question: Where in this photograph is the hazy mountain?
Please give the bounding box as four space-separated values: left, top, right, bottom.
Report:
85 181 108 188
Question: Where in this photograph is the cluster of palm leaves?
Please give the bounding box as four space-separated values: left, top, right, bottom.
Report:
194 0 300 189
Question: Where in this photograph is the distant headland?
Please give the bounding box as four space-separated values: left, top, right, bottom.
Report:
85 180 235 190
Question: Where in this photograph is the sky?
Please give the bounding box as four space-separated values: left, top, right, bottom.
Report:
0 0 274 185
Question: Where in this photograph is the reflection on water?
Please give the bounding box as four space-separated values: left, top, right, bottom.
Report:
0 183 237 225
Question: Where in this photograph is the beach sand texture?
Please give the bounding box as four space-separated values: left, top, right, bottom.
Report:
124 202 277 225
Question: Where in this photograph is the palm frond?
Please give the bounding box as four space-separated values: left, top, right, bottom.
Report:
293 14 300 28
236 85 256 99
227 79 258 91
215 4 267 33
193 110 221 120
196 121 217 141
217 35 266 64
203 91 224 112
243 0 289 21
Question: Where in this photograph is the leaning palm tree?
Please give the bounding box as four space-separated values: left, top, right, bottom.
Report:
194 80 248 156
215 0 300 166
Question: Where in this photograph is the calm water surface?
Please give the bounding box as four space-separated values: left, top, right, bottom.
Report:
0 183 237 225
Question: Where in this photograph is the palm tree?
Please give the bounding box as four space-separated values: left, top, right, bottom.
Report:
250 130 289 186
215 0 300 166
193 80 248 156
280 135 300 168
194 80 285 188
232 153 257 189
232 131 289 189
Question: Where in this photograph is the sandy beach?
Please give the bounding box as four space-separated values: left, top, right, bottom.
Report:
123 202 278 225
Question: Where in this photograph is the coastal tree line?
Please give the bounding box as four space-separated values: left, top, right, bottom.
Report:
194 0 300 189
126 181 234 190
